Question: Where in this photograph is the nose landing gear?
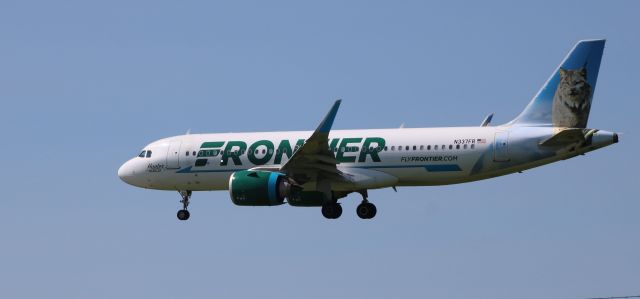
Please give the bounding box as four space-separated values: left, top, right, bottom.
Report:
177 190 191 221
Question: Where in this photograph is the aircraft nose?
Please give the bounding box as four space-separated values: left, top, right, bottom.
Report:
118 160 134 185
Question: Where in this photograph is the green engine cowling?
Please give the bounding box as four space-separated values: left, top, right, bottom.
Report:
229 170 291 206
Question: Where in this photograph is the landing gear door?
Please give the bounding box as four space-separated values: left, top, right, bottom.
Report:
166 141 182 169
493 131 510 162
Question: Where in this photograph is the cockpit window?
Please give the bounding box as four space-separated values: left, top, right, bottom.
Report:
138 151 146 158
146 151 152 158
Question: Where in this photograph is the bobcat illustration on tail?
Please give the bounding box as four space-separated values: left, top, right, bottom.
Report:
511 39 604 129
551 67 592 128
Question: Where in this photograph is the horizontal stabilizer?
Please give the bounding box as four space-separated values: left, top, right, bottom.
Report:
539 128 598 147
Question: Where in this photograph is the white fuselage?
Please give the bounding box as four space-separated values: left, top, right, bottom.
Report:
117 125 617 192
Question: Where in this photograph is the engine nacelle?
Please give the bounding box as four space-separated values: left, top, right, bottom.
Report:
229 170 290 206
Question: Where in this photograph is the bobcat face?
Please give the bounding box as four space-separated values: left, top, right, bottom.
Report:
552 67 592 128
557 67 591 112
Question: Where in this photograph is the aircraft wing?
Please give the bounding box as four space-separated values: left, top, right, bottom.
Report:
279 100 343 184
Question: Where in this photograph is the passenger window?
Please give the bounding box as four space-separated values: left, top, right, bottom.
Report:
420 145 424 150
406 146 410 151
186 151 190 156
456 144 460 149
471 144 475 149
398 146 402 151
413 145 417 150
448 145 453 150
464 144 468 149
442 145 445 150
138 151 146 158
193 151 196 156
434 145 438 150
391 146 395 151
146 151 152 158
428 145 431 150
384 146 388 151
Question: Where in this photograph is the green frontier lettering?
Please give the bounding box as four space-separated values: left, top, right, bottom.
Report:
202 137 387 166
201 141 225 149
359 137 385 162
198 142 224 157
336 137 362 163
329 138 339 152
248 140 274 165
221 141 247 166
274 139 305 164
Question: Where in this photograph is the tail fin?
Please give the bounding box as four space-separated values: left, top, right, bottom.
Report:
511 39 605 128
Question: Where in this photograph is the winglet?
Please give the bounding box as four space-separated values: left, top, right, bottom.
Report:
480 113 494 127
315 99 342 133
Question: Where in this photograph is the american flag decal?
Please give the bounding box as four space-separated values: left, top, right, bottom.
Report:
477 138 486 143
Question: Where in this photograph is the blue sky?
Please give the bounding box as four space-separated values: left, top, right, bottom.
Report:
1 1 639 298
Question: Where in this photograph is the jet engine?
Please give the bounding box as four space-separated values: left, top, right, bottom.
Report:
229 170 291 206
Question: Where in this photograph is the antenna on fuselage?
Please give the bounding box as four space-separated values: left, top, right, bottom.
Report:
185 129 191 135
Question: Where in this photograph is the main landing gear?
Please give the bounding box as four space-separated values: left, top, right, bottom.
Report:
177 190 191 221
321 202 342 219
320 190 377 220
356 190 376 219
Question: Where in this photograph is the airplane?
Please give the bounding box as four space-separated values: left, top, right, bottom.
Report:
118 39 618 220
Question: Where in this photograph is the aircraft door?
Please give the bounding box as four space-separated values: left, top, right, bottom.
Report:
493 131 510 162
166 141 182 169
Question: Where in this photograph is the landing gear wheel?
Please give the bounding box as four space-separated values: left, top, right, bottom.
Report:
321 203 342 219
177 190 192 221
177 209 190 221
368 203 377 218
356 202 377 219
